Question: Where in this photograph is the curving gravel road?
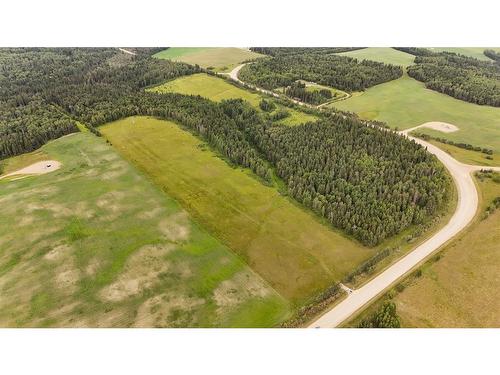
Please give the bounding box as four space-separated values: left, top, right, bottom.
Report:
224 64 500 327
309 127 499 328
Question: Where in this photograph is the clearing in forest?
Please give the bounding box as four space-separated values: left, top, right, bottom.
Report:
0 132 290 327
148 73 318 126
153 47 264 72
101 116 378 303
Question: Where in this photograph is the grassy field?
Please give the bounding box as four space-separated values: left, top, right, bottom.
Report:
101 116 378 303
331 73 500 154
394 173 500 327
153 47 264 72
428 47 500 61
337 47 415 67
148 73 318 126
414 137 499 167
0 132 290 327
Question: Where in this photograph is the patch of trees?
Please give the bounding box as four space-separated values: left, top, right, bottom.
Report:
0 48 198 159
393 47 435 57
239 53 403 93
244 113 449 246
259 98 276 112
284 82 333 105
358 301 401 328
250 47 365 57
484 49 500 63
406 52 500 106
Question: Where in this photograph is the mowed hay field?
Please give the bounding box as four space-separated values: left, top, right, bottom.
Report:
332 73 500 154
148 73 318 126
153 47 264 72
337 47 415 67
101 116 377 303
394 173 500 327
0 133 290 327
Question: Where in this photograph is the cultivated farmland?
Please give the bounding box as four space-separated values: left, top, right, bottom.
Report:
0 133 290 327
101 116 378 302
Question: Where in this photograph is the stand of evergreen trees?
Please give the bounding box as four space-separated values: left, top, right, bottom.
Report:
0 48 450 247
0 48 198 159
484 49 500 63
399 48 500 106
239 52 403 93
250 47 365 57
284 82 332 105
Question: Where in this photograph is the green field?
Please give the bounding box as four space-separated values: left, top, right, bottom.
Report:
149 73 318 126
428 47 500 61
153 47 264 72
394 173 500 327
101 116 378 303
414 138 499 167
338 47 415 67
331 74 500 154
0 132 290 327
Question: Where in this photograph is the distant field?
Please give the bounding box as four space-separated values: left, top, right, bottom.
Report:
332 74 500 153
101 116 377 303
338 47 415 67
149 73 318 126
0 133 289 327
153 47 264 72
394 173 500 327
428 47 500 61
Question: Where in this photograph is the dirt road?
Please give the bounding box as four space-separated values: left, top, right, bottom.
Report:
309 127 499 328
118 48 136 56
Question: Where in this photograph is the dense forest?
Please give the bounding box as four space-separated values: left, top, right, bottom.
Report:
0 48 198 159
238 104 449 246
0 48 450 246
250 47 365 56
401 49 500 106
239 52 403 92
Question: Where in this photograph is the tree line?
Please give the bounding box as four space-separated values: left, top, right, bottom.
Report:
0 48 198 159
239 52 403 93
484 49 500 63
250 47 365 57
396 48 500 106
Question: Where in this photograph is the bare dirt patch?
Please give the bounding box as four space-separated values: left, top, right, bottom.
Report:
213 271 271 313
99 244 174 302
0 160 61 180
133 292 204 327
419 121 459 133
44 243 72 261
158 212 191 242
